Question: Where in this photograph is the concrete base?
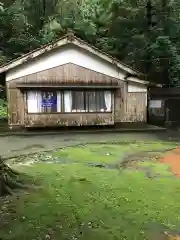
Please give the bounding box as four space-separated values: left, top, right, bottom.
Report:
0 123 167 137
115 122 150 129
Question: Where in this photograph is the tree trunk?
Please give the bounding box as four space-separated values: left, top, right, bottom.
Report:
161 0 170 86
146 0 153 78
39 0 46 30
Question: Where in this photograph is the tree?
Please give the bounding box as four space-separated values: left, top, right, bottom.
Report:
0 0 40 63
1 0 180 86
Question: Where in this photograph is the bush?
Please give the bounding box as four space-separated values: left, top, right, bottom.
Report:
0 98 7 121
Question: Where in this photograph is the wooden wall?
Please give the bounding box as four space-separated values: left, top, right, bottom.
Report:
7 63 120 87
7 87 25 127
123 92 147 122
25 113 114 127
6 63 147 128
6 63 120 128
114 83 126 123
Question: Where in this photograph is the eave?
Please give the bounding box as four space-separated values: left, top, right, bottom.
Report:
0 33 145 80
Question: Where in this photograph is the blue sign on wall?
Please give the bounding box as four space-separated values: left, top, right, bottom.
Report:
41 93 57 108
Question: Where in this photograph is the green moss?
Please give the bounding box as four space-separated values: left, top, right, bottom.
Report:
54 142 176 165
137 161 173 177
1 141 180 240
55 144 130 164
0 163 180 240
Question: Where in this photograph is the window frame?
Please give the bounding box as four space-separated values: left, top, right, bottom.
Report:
25 88 114 114
25 90 61 115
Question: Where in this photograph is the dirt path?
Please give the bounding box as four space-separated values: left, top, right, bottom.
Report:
160 147 180 178
0 132 162 158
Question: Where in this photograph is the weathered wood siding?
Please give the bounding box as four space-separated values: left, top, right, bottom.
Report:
123 92 147 122
25 113 114 127
6 63 122 128
7 63 120 87
7 87 25 127
6 43 127 82
114 82 126 123
7 85 115 127
6 63 147 128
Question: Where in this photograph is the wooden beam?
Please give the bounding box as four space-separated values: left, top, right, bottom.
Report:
150 88 180 96
17 84 120 89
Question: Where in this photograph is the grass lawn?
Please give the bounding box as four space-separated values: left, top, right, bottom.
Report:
1 141 180 240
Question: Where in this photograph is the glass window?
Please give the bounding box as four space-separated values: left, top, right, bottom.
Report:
27 91 61 113
72 91 85 112
27 90 113 114
63 90 113 113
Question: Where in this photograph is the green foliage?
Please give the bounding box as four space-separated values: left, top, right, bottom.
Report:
0 98 7 120
0 0 40 62
1 0 180 86
0 85 7 119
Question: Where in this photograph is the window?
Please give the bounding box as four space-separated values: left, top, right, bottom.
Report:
27 91 61 113
86 91 107 112
26 90 113 113
65 90 113 113
72 91 85 112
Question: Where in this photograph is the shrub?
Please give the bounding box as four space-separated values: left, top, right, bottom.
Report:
0 98 7 121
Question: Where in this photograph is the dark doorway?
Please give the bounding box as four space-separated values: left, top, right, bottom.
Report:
166 99 180 124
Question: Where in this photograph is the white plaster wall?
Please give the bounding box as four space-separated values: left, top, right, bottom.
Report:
128 83 147 93
6 46 125 81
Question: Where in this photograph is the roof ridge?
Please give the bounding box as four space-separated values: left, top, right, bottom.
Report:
71 34 145 77
0 31 146 79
